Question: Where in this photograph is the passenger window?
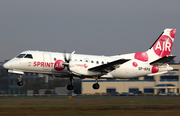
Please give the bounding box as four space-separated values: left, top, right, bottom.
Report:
16 54 26 58
80 60 82 62
96 61 99 64
24 54 33 59
102 61 104 64
54 58 57 61
91 61 94 63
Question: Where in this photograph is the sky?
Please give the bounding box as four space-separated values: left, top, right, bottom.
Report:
0 0 180 62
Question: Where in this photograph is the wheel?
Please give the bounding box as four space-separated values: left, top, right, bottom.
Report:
92 83 100 89
17 81 23 86
67 85 74 90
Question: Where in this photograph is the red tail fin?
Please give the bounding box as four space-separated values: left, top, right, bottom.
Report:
149 29 176 58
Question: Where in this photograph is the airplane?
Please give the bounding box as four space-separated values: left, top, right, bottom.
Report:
3 28 176 90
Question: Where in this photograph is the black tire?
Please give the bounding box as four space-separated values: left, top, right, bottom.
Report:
92 83 100 89
67 85 74 90
17 81 23 86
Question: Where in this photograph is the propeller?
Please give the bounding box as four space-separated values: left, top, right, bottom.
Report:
63 51 75 73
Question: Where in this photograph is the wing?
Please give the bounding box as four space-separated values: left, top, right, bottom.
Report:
88 59 130 73
149 55 176 66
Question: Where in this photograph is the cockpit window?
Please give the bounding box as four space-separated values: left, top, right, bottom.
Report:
16 54 26 58
24 54 33 59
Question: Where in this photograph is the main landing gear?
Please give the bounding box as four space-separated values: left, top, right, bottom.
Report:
17 75 23 86
67 76 74 90
66 75 100 90
93 83 100 89
92 76 100 89
67 71 74 91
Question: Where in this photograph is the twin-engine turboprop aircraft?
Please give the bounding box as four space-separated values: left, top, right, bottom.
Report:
3 28 176 90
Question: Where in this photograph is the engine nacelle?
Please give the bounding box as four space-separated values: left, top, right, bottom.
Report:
69 61 101 76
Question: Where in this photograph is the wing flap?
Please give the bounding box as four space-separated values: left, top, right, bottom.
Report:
88 59 130 73
149 55 176 66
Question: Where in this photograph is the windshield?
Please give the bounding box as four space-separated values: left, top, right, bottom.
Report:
24 54 33 59
16 54 26 58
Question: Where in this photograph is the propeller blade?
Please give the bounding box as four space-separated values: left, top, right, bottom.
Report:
63 51 69 63
68 51 75 63
63 51 75 63
71 51 75 54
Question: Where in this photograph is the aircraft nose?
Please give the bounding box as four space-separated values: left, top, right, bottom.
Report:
3 62 11 69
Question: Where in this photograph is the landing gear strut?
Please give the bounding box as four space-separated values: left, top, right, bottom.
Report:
17 75 23 86
92 76 100 89
67 75 74 90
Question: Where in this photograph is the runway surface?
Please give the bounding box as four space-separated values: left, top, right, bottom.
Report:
0 95 180 116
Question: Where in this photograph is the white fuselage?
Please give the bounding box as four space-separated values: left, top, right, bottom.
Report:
4 50 173 79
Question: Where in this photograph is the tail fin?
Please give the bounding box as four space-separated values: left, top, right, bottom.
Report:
146 28 176 62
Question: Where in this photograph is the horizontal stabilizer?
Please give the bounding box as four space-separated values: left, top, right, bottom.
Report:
149 55 176 66
147 71 167 76
88 59 130 73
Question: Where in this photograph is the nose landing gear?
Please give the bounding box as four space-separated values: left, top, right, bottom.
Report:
17 75 23 86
